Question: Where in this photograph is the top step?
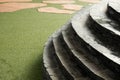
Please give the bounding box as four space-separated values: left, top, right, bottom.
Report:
107 0 120 22
89 1 120 55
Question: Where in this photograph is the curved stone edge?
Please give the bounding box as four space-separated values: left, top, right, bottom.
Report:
71 5 120 74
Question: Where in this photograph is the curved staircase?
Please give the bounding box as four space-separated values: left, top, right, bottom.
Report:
43 0 120 80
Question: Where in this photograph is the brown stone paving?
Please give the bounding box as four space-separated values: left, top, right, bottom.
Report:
42 0 75 4
0 0 31 3
38 7 74 14
0 3 47 12
0 0 99 14
62 4 83 11
79 0 100 3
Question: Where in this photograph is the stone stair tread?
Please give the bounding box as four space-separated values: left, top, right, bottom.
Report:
43 38 67 80
72 50 114 80
107 0 120 22
53 32 91 80
89 1 120 56
71 5 120 71
109 0 120 13
62 23 116 80
43 39 57 68
90 2 120 35
91 1 120 37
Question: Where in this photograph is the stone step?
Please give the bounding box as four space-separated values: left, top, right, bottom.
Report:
43 0 120 79
43 38 68 80
71 5 120 74
53 31 91 80
62 22 119 80
42 62 51 80
107 0 120 22
89 1 120 54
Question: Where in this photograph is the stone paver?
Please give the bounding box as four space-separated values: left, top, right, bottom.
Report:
79 0 100 3
62 4 83 11
42 0 75 4
0 0 31 3
38 7 74 14
0 3 47 12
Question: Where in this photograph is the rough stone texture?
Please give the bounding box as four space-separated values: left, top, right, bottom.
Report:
43 0 120 80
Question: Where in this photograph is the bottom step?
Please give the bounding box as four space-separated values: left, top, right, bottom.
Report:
53 32 91 80
43 38 67 80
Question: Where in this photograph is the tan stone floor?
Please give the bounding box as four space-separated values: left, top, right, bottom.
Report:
0 0 31 3
42 0 75 4
38 7 74 14
79 0 100 3
0 3 47 12
0 0 100 14
62 4 83 10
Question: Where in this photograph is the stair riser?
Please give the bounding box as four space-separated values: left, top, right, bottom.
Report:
78 32 120 74
54 33 94 79
53 46 74 80
88 16 120 55
64 25 106 65
55 31 104 80
107 5 120 22
53 34 74 80
44 39 72 80
42 63 52 80
70 22 120 74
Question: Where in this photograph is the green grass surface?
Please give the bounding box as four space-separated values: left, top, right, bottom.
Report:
0 8 72 80
0 0 92 79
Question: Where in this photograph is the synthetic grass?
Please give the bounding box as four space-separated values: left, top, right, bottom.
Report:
0 8 73 80
0 0 93 79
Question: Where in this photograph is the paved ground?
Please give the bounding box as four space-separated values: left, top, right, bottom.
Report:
0 0 100 13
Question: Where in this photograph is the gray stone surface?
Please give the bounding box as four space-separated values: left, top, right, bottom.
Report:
43 38 67 80
53 32 91 80
71 3 120 73
62 23 118 80
43 0 120 79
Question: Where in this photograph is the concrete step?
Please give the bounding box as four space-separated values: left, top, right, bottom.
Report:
71 5 120 74
53 32 91 80
89 1 120 54
62 21 119 80
107 0 120 22
43 38 67 80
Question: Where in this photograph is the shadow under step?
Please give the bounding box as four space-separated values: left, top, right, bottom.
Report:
71 5 120 74
89 1 120 54
43 38 68 80
62 21 119 80
53 31 91 80
107 0 120 22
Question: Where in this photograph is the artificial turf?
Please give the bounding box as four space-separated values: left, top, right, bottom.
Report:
0 0 91 80
0 8 73 80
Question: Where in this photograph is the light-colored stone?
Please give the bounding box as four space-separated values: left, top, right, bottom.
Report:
79 0 100 3
62 4 83 10
42 0 75 4
38 7 74 14
0 3 47 12
0 0 31 3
